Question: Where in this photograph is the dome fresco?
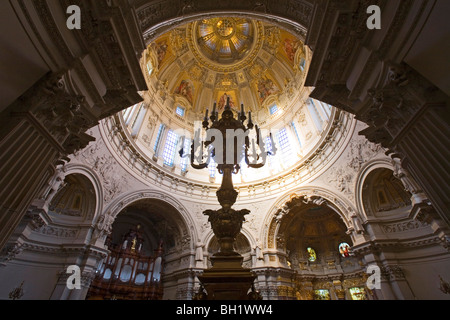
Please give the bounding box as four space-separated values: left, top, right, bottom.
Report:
119 16 340 185
196 18 255 64
144 17 307 117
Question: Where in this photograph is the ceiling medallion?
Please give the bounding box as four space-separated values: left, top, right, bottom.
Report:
187 17 264 73
215 19 235 38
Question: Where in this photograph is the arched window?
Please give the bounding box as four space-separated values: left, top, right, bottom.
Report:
339 242 351 257
152 257 162 282
319 101 332 119
307 98 323 131
163 130 180 166
103 268 112 280
120 264 133 282
122 105 134 124
307 247 317 262
180 137 191 172
276 128 293 165
135 273 146 285
153 123 165 153
131 103 146 137
147 60 154 77
264 135 276 169
208 157 216 178
349 287 367 300
175 105 185 117
269 104 279 115
123 103 140 126
290 121 302 148
314 289 330 300
299 58 306 71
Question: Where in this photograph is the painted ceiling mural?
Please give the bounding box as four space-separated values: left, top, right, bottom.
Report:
144 17 307 116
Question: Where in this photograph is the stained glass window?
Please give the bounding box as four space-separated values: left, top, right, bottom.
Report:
314 289 330 300
163 130 179 166
339 242 351 258
307 247 317 262
349 287 367 300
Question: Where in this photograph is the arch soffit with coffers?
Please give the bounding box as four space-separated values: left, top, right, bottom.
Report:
262 186 359 250
102 189 200 249
49 164 104 225
353 158 396 223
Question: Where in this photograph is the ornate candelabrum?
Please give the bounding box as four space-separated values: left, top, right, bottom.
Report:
182 98 269 300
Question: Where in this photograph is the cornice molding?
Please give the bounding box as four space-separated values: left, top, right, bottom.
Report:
98 109 356 202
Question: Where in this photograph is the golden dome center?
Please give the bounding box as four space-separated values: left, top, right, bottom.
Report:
215 19 234 38
193 17 257 66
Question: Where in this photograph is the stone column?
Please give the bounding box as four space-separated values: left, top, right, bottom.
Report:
380 265 415 300
332 280 346 300
360 63 450 226
0 73 95 252
52 267 97 300
304 0 450 228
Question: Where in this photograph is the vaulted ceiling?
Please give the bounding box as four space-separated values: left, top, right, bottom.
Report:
144 16 308 119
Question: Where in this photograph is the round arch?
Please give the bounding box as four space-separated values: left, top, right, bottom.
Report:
136 2 311 45
103 189 200 250
262 187 363 250
47 164 103 224
203 225 257 255
203 228 254 269
51 164 104 224
355 159 412 221
354 159 395 222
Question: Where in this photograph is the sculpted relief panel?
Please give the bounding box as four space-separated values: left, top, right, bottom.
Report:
72 129 145 204
326 128 384 201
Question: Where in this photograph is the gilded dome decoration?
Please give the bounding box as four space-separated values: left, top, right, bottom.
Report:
196 18 254 64
120 16 344 186
187 18 263 73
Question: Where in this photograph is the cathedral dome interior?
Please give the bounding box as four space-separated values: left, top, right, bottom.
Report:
0 0 449 303
115 16 342 187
